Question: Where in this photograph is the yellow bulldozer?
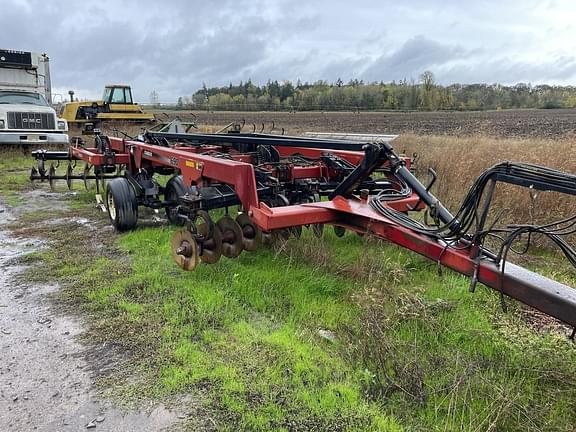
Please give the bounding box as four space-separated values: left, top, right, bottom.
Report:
61 85 155 126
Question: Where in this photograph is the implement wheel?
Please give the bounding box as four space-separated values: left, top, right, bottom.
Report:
106 178 138 231
165 175 187 225
171 229 200 271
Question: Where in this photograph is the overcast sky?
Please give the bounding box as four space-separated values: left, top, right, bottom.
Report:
4 0 576 102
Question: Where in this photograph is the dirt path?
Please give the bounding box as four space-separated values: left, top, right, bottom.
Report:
0 201 185 432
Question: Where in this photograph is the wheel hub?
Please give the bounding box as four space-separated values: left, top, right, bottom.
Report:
107 191 117 220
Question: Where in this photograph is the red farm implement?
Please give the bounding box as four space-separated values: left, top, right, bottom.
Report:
30 126 576 332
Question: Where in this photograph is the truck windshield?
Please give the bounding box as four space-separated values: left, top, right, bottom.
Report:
0 91 48 106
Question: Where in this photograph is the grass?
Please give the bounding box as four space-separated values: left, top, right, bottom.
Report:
96 227 400 430
0 148 36 195
2 142 576 431
396 133 576 225
15 210 576 431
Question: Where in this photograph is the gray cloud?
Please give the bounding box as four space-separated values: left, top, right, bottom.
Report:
2 0 576 102
439 56 576 84
361 36 467 82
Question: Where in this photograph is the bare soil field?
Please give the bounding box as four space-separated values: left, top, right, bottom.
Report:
164 108 576 139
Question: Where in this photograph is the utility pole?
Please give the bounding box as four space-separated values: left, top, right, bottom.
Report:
150 90 159 107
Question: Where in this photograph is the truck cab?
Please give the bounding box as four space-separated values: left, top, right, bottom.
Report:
0 49 68 145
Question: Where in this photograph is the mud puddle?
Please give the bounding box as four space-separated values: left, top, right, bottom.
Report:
0 201 187 431
7 189 72 218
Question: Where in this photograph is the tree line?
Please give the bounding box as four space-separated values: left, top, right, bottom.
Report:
176 72 576 112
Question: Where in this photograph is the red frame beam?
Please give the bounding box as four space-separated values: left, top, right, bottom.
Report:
70 146 130 166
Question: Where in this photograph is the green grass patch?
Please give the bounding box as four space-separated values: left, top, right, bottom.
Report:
0 150 35 194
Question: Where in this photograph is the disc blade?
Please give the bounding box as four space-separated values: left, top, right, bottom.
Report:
261 230 274 246
216 215 244 258
171 229 200 271
198 223 223 264
236 213 262 252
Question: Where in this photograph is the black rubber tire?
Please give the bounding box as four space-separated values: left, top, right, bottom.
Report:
106 178 138 231
165 175 187 225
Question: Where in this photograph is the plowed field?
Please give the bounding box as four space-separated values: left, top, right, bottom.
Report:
177 109 576 139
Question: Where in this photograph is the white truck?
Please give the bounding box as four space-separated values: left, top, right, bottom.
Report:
0 49 68 145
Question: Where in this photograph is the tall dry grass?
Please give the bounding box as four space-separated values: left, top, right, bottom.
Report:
396 134 576 227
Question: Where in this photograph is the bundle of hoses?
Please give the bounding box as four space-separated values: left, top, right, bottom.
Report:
370 176 412 202
370 161 576 267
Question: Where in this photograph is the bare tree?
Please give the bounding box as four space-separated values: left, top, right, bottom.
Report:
419 71 435 93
